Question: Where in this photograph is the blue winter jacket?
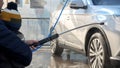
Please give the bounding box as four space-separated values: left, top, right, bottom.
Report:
0 20 32 66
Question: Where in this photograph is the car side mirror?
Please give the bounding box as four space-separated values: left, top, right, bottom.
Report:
70 0 87 9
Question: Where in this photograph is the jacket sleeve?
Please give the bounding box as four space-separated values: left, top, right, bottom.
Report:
0 21 32 66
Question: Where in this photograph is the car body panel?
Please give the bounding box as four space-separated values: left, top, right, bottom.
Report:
50 0 120 58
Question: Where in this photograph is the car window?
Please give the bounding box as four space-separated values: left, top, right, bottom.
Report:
92 0 120 5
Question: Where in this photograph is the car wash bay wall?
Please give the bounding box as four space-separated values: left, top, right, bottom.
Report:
15 0 65 40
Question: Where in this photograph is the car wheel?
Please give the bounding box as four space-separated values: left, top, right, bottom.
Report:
50 28 63 56
50 38 63 56
87 32 111 68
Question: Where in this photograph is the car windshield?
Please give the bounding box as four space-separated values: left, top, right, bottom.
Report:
92 0 120 5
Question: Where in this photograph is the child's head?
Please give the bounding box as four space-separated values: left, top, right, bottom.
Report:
1 1 21 32
7 2 18 11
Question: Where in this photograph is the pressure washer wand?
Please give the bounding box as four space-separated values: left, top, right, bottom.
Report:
30 33 59 47
30 23 104 47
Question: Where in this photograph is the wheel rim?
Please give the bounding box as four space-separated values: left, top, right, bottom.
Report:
51 39 57 53
89 38 104 68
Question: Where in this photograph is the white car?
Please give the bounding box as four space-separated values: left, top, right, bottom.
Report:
49 0 120 68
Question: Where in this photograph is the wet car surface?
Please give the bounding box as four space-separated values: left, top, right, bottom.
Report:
27 46 89 68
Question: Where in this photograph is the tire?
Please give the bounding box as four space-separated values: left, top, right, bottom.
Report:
50 28 63 56
87 32 111 68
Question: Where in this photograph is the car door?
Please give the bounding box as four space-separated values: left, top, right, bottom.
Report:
59 6 85 50
63 0 96 49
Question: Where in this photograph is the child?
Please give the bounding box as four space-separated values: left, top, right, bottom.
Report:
0 2 24 40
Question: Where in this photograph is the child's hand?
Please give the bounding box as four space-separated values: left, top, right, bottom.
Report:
25 40 39 50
